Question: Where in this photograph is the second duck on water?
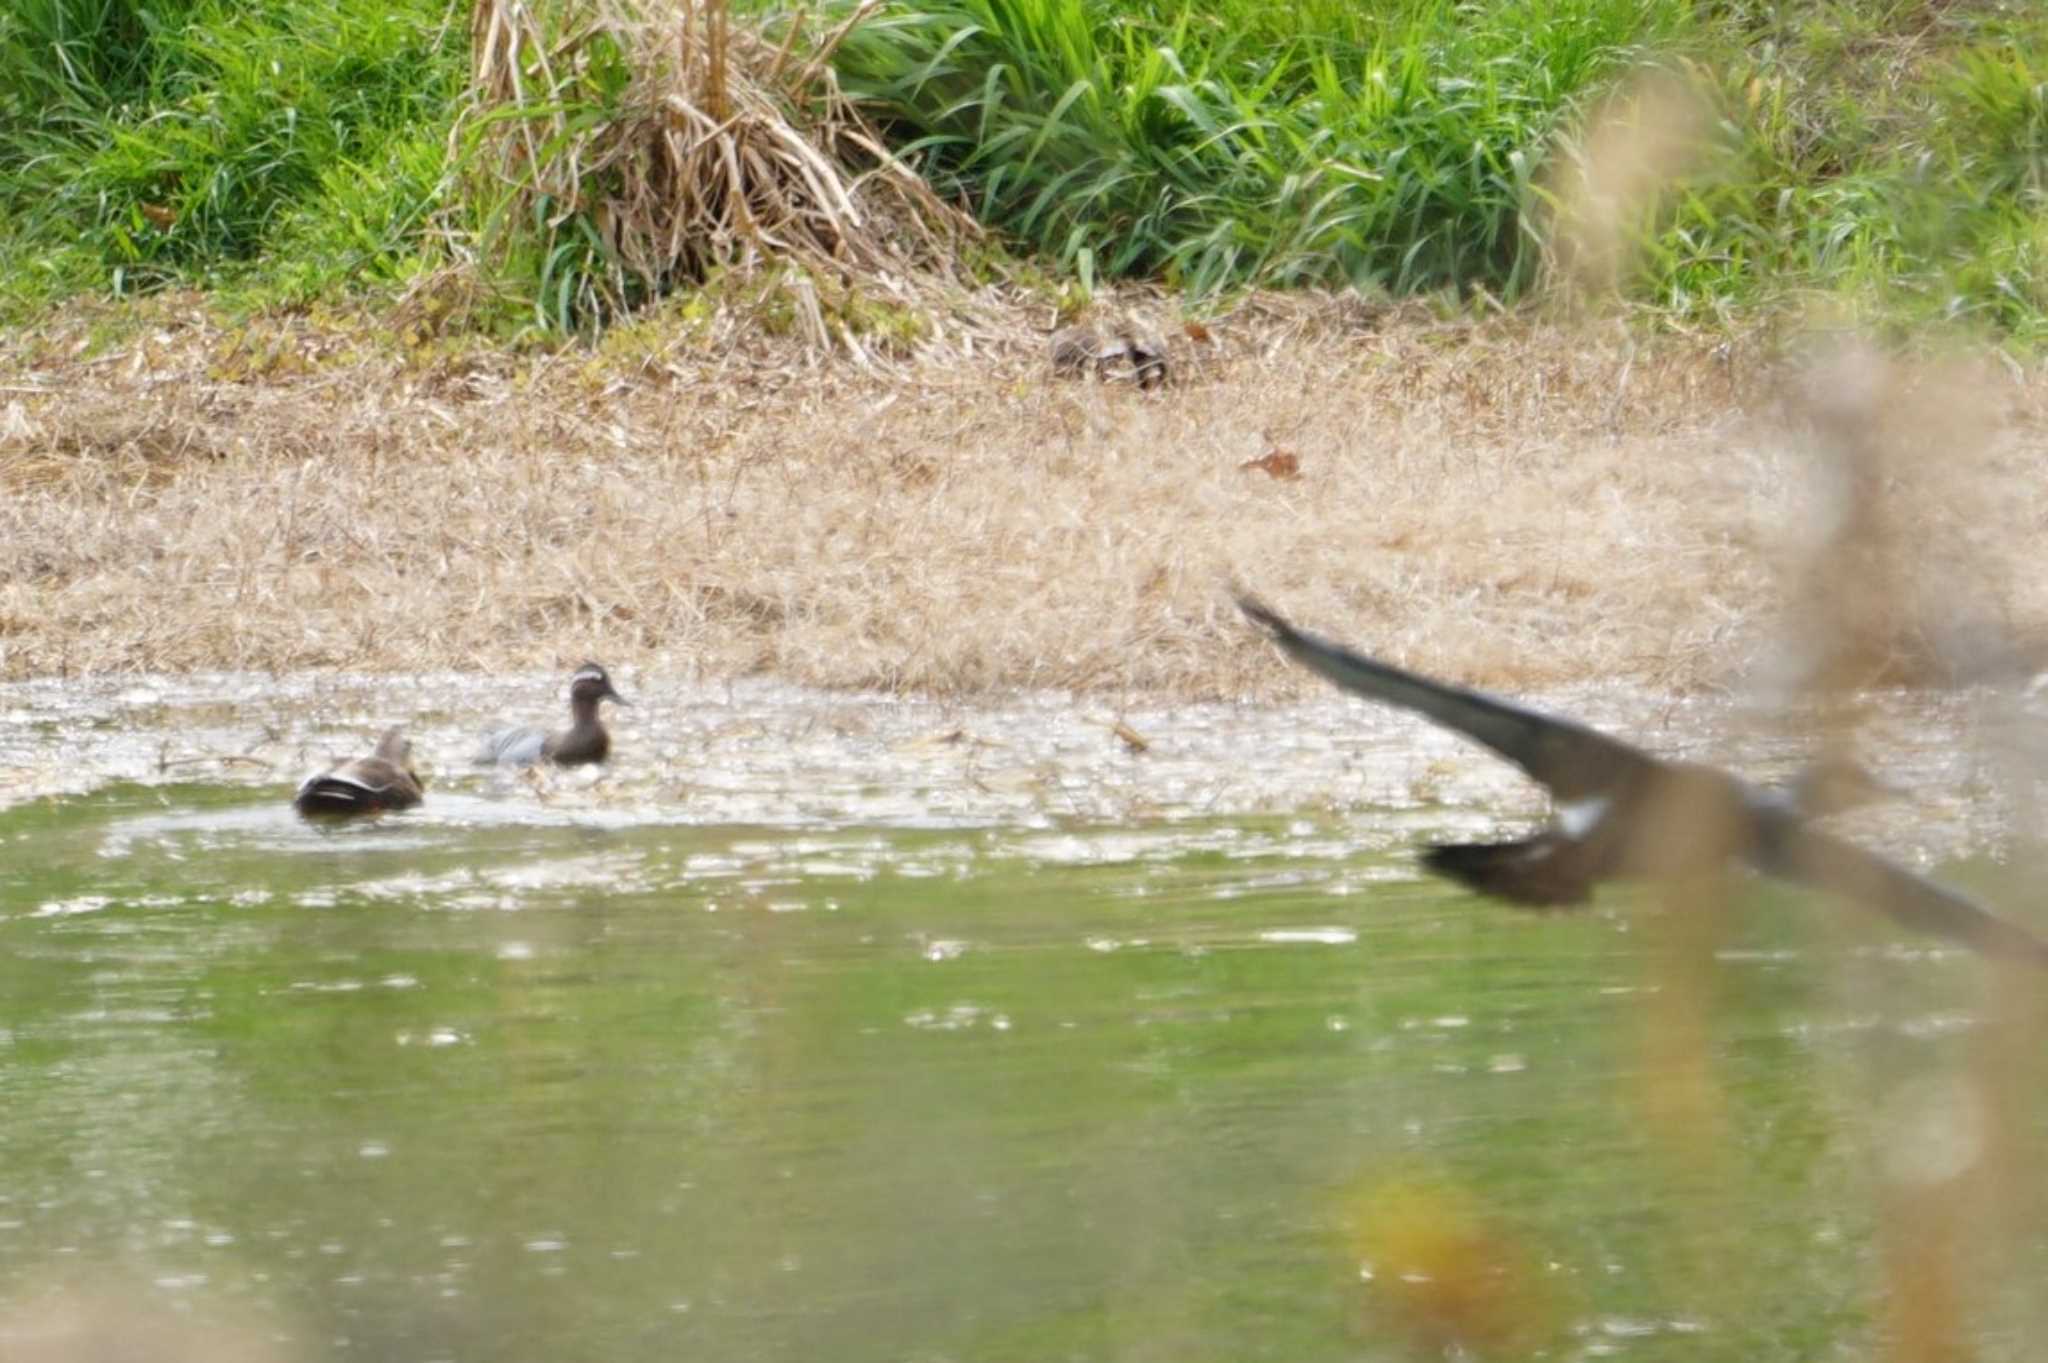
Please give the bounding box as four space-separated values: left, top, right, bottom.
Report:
295 728 424 816
476 663 629 767
1238 596 2048 966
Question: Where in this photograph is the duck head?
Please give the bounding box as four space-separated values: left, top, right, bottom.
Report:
568 663 630 710
373 727 424 788
373 727 413 765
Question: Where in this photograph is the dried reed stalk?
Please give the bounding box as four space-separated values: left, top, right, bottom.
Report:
455 0 979 343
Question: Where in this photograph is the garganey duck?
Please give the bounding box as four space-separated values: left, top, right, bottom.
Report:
475 663 629 767
294 728 424 816
1239 597 2048 965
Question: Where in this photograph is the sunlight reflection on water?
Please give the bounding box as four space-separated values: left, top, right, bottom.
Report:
0 671 2031 869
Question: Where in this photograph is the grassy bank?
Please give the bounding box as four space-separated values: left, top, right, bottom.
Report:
827 0 1661 299
3 1 2047 338
830 0 2048 334
0 0 461 309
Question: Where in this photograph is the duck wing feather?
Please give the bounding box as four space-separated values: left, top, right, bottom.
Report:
1238 597 1658 802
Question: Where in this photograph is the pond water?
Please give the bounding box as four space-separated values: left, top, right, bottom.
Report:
2 674 2045 1362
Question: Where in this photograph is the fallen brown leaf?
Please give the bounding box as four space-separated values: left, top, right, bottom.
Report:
1239 448 1301 480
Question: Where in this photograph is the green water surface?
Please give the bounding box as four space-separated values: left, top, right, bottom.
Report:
1 783 2041 1362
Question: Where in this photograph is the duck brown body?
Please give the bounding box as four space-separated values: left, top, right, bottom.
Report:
294 728 424 816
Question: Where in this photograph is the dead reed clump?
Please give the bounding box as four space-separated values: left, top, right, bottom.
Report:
448 0 986 356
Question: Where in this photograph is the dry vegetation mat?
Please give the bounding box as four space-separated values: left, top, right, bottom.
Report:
5 301 2048 697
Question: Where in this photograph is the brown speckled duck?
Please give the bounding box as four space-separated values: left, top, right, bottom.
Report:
1049 323 1170 388
294 728 424 816
475 663 629 767
1049 325 1125 378
1239 596 2048 966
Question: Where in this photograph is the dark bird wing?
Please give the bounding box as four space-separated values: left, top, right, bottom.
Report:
1763 823 2048 966
296 774 372 812
296 767 393 814
295 752 421 815
1238 597 1657 802
1421 834 1600 907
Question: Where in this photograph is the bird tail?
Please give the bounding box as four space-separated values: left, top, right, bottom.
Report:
1422 839 1592 909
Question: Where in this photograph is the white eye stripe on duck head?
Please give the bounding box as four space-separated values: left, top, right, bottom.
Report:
568 663 628 705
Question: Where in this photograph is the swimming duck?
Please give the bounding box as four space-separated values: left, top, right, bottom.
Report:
475 663 629 767
1238 596 2048 965
294 728 424 816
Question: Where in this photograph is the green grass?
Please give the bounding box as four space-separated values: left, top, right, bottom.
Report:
829 0 2048 335
826 0 1667 300
3 0 2047 340
0 0 462 312
1610 3 2048 338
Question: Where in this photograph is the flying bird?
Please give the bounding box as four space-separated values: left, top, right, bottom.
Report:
1238 596 2048 965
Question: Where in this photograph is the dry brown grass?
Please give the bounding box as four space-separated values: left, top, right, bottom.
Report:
446 0 979 342
5 296 2048 697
